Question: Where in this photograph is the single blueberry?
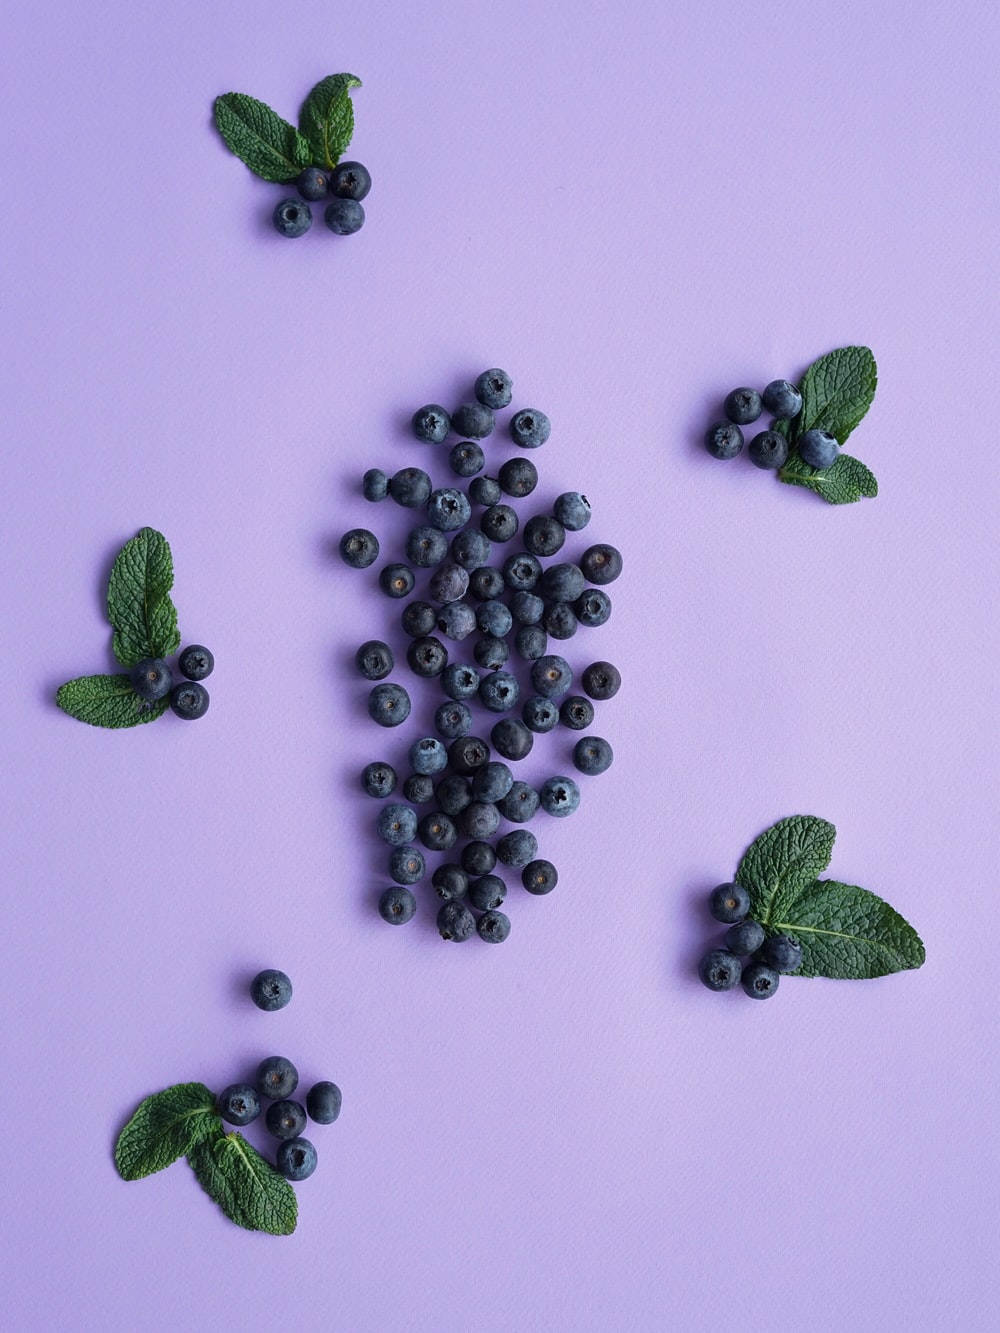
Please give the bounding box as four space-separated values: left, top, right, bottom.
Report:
543 602 578 640
580 544 622 586
698 949 742 991
401 600 437 638
478 910 511 944
474 368 513 409
436 601 477 641
762 934 803 973
355 639 394 680
256 1056 298 1100
447 735 491 774
376 803 419 846
306 1081 342 1124
522 859 558 895
705 421 744 459
388 845 425 885
560 696 595 731
468 874 506 911
477 600 513 638
481 504 519 543
474 635 510 671
491 717 534 761
468 566 506 600
798 429 839 469
266 1099 307 1141
218 1084 261 1126
412 404 451 444
539 775 581 818
435 774 472 817
170 681 209 720
741 962 780 999
540 562 585 603
515 625 548 660
273 198 312 237
130 658 172 702
522 695 560 732
523 515 566 558
510 590 544 624
361 762 397 798
708 882 750 924
510 408 551 448
296 166 330 200
452 401 495 440
324 198 365 235
496 828 538 867
428 561 469 604
498 780 540 822
434 700 473 740
418 811 458 852
748 430 789 470
461 840 497 875
378 563 415 599
572 736 613 776
368 682 411 727
389 467 432 508
469 475 502 507
406 525 449 568
724 387 763 425
553 492 591 531
530 655 573 699
277 1137 318 1181
432 863 469 900
498 457 538 498
339 528 380 569
479 670 520 713
406 636 449 678
461 801 501 840
427 488 472 533
437 900 476 942
441 663 481 700
502 552 542 592
581 661 620 701
250 969 292 1012
363 467 389 502
472 761 515 803
402 773 434 804
724 920 766 955
762 379 803 420
409 736 448 776
330 160 371 200
450 528 492 571
573 589 611 628
178 645 214 681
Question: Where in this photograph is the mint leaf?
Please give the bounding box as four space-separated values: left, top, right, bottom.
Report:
299 74 361 169
107 527 180 667
737 815 837 927
56 674 167 728
188 1127 297 1235
214 92 313 183
767 878 926 979
778 452 878 505
115 1083 219 1180
796 345 877 446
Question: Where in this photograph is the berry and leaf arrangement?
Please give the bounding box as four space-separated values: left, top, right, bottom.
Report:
704 346 879 505
698 815 925 998
56 527 214 728
114 970 342 1236
337 369 621 944
213 75 370 238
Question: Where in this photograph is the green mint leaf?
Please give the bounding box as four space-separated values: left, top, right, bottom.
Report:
298 73 361 169
778 452 878 505
56 674 168 728
107 527 180 667
115 1083 219 1180
737 815 837 927
214 92 313 183
188 1127 297 1235
767 878 926 979
796 345 878 445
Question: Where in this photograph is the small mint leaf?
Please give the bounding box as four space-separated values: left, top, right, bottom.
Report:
188 1127 297 1235
768 878 926 979
796 345 877 446
56 674 167 728
737 815 837 927
115 1083 218 1180
298 74 361 169
214 92 313 182
779 452 878 504
107 527 180 667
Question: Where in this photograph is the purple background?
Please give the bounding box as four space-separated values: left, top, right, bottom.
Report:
3 1 997 1328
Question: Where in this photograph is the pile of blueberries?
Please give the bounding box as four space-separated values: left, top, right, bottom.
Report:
129 644 214 720
216 969 342 1181
272 161 371 238
697 884 803 1000
337 368 622 944
704 379 841 472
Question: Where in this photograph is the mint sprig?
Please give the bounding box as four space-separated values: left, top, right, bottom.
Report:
299 74 361 169
735 816 925 979
56 673 169 728
777 346 879 504
115 1083 218 1180
214 75 361 181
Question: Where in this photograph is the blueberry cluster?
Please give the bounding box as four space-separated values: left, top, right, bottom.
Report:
129 644 214 720
697 885 802 1000
217 969 342 1182
272 161 371 238
338 369 622 943
704 379 838 473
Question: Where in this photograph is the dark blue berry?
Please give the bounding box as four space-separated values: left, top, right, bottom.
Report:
306 1081 342 1124
273 198 311 237
530 655 573 699
219 1084 261 1126
452 402 495 439
436 601 477 641
477 600 513 638
540 775 581 817
447 735 490 774
523 515 565 558
355 639 393 680
724 387 762 425
363 468 389 501
510 408 551 448
401 600 437 637
498 781 540 822
257 1056 298 1100
481 504 519 543
553 492 591 531
412 405 451 444
418 811 458 852
461 841 496 875
748 430 789 470
496 829 537 867
441 663 481 700
461 801 501 839
580 544 622 586
468 874 506 911
724 920 766 955
402 773 434 804
468 566 506 600
515 625 548 660
510 590 544 624
522 859 557 895
389 845 425 885
178 645 214 681
406 636 449 678
130 658 172 701
479 670 520 712
324 198 364 234
698 949 742 991
406 525 449 567
469 475 501 506
491 717 533 760
450 528 492 571
409 737 448 776
266 1100 307 1140
361 762 396 798
296 166 329 199
572 736 613 775
540 562 585 603
330 160 371 200
474 368 512 409
478 910 511 944
522 695 560 732
708 883 750 923
762 934 803 973
170 681 209 719
705 421 744 459
798 429 839 469
434 700 472 740
428 488 472 533
742 962 780 999
581 661 620 701
437 900 476 941
762 379 802 419
502 552 542 592
368 682 411 727
276 1137 317 1181
474 636 509 671
472 761 514 803
560 696 594 731
542 602 577 640
498 457 538 498
432 863 469 900
339 529 379 569
250 969 292 1012
376 803 418 846
574 589 611 628
435 774 472 817
378 564 415 599
389 467 432 507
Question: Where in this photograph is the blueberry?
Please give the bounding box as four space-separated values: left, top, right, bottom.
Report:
472 761 515 803
428 488 472 533
389 467 432 507
452 402 495 439
491 717 534 761
724 387 763 425
580 544 622 586
497 781 540 822
406 636 449 678
762 379 803 420
477 600 513 638
412 405 451 444
540 562 585 603
469 475 502 507
339 528 379 569
409 737 448 776
523 514 566 558
560 696 594 731
461 801 501 839
798 429 839 469
741 962 780 999
256 1056 298 1100
376 803 418 846
481 504 519 543
553 492 591 531
708 882 750 924
724 920 766 955
572 736 613 775
170 681 210 720
355 639 394 680
705 421 744 459
250 969 292 1012
502 552 542 592
542 602 577 641
510 408 551 448
448 735 490 774
574 588 611 628
697 949 742 991
530 655 573 699
273 198 312 237
277 1137 318 1181
435 774 472 817
418 811 458 852
498 457 538 498
363 467 389 501
474 368 513 410
461 841 497 875
432 863 469 900
478 910 511 944
401 600 437 637
296 166 330 199
515 625 548 660
450 529 492 571
266 1099 307 1140
368 682 411 727
306 1081 343 1124
522 859 557 895
479 670 520 713
330 160 371 200
436 601 477 641
762 934 803 973
361 762 397 798
581 661 620 701
522 695 560 732
434 700 473 739
748 430 789 470
540 775 581 817
510 590 544 624
406 525 449 568
402 773 434 804
130 658 172 701
218 1084 261 1126
437 900 476 942
496 829 537 867
324 198 365 234
178 645 214 681
441 664 481 700
428 562 469 604
378 564 415 599
389 845 425 885
474 636 509 671
464 569 502 604
468 874 506 911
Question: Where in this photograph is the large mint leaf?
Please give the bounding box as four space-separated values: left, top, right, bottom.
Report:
214 92 313 183
107 527 180 667
737 815 837 926
188 1128 297 1235
115 1083 219 1180
778 452 878 505
298 74 361 168
56 674 168 728
796 345 877 445
768 878 926 979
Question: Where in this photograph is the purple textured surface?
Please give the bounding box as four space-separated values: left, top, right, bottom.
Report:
3 2 997 1329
